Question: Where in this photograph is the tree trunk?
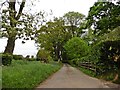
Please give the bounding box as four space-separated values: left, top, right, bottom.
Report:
4 37 15 55
54 45 61 61
3 0 26 54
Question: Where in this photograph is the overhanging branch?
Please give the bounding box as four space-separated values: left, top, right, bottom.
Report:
16 0 26 20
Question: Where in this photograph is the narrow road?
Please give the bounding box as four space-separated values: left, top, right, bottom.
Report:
36 64 119 88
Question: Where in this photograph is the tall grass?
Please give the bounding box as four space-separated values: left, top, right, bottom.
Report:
2 60 62 88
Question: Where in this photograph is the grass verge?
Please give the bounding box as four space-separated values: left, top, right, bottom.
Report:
68 63 96 77
2 60 62 89
78 66 120 84
78 67 96 77
71 64 120 84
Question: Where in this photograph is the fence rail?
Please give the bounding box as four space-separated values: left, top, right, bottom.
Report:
78 62 97 72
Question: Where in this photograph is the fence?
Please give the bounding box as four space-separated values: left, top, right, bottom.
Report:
78 61 97 73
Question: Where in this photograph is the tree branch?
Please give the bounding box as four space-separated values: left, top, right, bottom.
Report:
9 0 16 27
16 0 26 20
9 0 16 11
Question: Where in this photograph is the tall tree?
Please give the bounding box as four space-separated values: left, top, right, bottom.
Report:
87 1 120 36
63 11 85 37
36 18 71 61
1 0 44 54
1 0 26 54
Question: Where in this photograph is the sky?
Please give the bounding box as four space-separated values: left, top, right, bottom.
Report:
0 0 97 57
30 0 97 17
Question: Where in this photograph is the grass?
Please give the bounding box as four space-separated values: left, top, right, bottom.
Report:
97 71 120 84
75 65 120 83
78 67 96 77
78 66 120 84
0 66 2 90
97 72 116 81
73 64 120 84
2 60 62 89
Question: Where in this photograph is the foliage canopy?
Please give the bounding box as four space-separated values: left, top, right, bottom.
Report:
64 37 90 60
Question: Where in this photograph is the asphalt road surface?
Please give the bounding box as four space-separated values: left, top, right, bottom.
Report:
36 64 119 88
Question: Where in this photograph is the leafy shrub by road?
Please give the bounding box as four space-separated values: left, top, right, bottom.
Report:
64 37 90 60
1 54 13 66
13 55 24 60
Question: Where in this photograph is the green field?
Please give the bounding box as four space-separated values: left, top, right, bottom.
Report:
2 60 62 88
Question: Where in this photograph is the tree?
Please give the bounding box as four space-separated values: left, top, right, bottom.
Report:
87 1 120 36
37 49 51 63
1 0 44 54
1 0 26 54
100 26 120 41
82 28 96 45
36 18 71 61
63 11 85 37
64 37 90 60
36 12 88 61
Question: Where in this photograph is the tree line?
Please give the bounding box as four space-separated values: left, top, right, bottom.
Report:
0 0 120 83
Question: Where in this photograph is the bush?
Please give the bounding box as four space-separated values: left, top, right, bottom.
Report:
27 58 36 61
64 37 90 60
94 41 120 74
88 40 120 75
27 55 37 61
36 49 52 63
2 54 13 66
13 55 24 60
25 55 37 61
67 60 76 67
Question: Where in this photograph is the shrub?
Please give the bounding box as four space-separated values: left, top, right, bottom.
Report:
25 55 30 60
13 55 24 60
2 54 13 66
25 55 36 61
67 59 76 67
89 40 120 75
94 41 119 74
26 55 30 58
36 49 51 63
27 58 36 61
31 55 34 58
64 37 90 60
